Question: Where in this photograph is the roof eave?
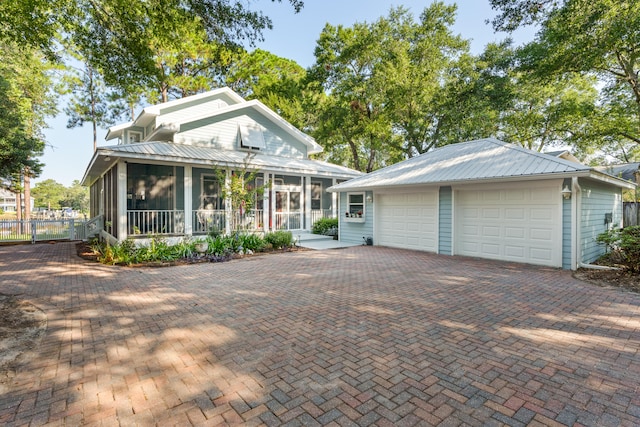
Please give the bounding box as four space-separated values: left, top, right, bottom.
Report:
328 172 594 193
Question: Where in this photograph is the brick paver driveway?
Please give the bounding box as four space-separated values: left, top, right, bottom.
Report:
1 242 639 426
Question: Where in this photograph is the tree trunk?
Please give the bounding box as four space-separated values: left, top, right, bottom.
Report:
24 173 31 221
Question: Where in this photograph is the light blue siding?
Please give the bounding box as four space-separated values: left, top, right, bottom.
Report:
339 191 373 245
438 186 452 255
579 179 623 264
176 110 308 158
562 178 572 269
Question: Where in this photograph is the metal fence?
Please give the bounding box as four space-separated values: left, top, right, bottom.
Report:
0 218 95 243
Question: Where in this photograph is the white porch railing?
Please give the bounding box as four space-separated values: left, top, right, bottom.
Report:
127 210 185 235
275 212 302 230
193 209 226 234
311 209 334 225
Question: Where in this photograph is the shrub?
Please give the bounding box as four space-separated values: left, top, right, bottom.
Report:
237 233 266 253
596 226 640 272
312 217 339 235
264 230 293 249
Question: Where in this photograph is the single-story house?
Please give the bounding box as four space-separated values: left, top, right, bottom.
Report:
81 87 361 242
328 138 636 270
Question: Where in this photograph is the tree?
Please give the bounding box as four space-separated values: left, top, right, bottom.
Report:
489 0 640 160
62 180 90 213
64 60 128 151
0 42 57 179
225 49 309 128
32 179 67 210
309 4 474 171
217 154 267 232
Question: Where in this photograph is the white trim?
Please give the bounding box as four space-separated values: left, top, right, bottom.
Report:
184 166 192 236
117 161 128 240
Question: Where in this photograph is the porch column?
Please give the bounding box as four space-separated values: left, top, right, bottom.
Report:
225 169 232 235
332 178 338 218
268 173 275 232
262 172 269 233
117 161 127 240
305 175 312 230
184 165 192 236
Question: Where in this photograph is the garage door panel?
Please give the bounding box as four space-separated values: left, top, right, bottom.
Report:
377 191 438 252
456 185 561 267
505 208 525 220
504 245 525 258
505 227 525 239
481 243 500 255
530 248 553 263
530 227 551 239
482 226 501 237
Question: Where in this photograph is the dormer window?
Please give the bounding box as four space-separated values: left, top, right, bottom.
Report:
128 131 142 143
238 123 266 150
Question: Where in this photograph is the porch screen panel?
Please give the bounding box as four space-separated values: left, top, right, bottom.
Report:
127 163 175 210
103 167 118 238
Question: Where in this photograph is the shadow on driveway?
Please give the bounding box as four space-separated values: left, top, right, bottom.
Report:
0 242 639 426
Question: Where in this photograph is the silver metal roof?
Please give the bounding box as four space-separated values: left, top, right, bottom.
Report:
82 141 361 185
329 138 634 192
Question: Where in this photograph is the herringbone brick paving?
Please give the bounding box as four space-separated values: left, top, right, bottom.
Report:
0 242 639 426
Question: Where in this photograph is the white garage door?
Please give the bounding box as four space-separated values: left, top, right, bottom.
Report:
455 182 562 267
377 191 438 252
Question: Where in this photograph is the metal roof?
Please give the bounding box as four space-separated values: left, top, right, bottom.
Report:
596 163 640 184
329 138 634 192
81 141 361 185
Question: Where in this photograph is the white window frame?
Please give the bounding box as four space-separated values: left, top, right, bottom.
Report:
128 131 142 143
345 192 365 223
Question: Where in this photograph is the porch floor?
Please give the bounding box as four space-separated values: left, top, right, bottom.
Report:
295 231 362 250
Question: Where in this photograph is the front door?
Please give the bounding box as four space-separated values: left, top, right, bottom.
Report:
274 188 301 230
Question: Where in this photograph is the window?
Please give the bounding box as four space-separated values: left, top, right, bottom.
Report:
238 123 266 150
128 131 142 143
311 182 322 210
345 192 365 222
202 175 224 210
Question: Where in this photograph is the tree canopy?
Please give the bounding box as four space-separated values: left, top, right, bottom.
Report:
490 0 640 162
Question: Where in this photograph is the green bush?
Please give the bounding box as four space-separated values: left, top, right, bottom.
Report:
264 230 293 249
312 217 339 235
237 233 266 253
596 226 640 272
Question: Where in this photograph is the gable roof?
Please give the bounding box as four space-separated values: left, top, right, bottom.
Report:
105 88 323 155
329 138 635 192
81 142 361 185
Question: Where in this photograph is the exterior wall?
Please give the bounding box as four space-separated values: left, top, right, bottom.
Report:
438 186 452 255
157 97 231 125
562 178 572 270
338 191 374 245
579 178 623 264
175 111 308 158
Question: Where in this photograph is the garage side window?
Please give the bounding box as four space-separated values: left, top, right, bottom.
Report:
346 192 365 221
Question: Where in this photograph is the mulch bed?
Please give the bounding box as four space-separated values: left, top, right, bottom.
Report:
75 241 307 267
573 268 640 293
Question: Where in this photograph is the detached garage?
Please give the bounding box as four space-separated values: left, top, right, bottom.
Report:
329 139 636 270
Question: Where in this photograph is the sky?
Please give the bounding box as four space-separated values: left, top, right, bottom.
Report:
38 0 537 187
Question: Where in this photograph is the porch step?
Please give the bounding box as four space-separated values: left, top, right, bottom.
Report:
294 232 361 250
295 232 335 242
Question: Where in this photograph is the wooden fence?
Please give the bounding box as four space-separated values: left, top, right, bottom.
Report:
623 202 639 227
